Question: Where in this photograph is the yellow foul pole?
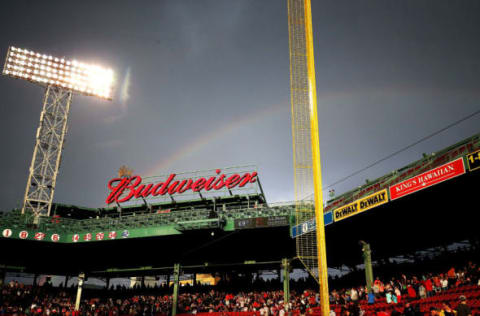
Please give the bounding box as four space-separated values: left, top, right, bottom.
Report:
303 0 330 314
287 0 330 314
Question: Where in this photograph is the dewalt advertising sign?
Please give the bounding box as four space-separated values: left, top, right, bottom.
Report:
333 189 388 222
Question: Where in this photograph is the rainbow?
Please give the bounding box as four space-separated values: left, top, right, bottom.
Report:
142 101 289 176
141 84 402 177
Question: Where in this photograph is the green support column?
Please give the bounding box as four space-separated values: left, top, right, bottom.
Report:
75 273 85 311
282 258 290 310
360 241 374 293
172 263 180 316
33 274 38 286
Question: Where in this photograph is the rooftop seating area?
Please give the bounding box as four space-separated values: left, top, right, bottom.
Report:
324 133 480 213
0 205 295 235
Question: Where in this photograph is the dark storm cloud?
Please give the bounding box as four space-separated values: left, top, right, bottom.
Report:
0 0 479 210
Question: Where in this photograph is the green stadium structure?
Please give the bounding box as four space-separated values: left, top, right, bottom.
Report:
0 131 479 289
1 132 480 246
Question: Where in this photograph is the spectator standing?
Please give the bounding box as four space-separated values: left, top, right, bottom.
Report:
447 268 456 288
350 288 358 302
407 283 416 299
372 282 380 298
391 291 397 304
394 287 401 303
441 277 449 291
455 295 472 316
425 278 433 297
386 291 393 304
418 284 426 299
367 291 375 305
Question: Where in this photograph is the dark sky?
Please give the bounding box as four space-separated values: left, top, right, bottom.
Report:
0 0 479 210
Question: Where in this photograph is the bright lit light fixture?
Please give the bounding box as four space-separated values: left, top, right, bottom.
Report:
2 46 114 100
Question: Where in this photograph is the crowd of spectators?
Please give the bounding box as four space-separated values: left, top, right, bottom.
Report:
0 261 478 316
329 261 480 306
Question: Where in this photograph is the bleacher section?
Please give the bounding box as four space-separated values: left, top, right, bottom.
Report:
327 285 480 316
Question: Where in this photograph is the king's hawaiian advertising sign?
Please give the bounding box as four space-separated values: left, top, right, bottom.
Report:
389 158 465 201
106 166 260 205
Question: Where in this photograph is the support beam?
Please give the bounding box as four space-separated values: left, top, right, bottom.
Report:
172 263 180 316
360 241 374 293
65 275 70 288
0 269 5 286
33 274 38 286
75 273 85 311
106 277 110 289
22 86 73 222
282 258 291 310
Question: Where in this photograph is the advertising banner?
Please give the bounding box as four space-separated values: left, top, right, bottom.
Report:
389 157 465 201
333 189 388 222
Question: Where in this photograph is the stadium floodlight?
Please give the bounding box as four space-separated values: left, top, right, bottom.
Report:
2 46 114 222
3 46 113 100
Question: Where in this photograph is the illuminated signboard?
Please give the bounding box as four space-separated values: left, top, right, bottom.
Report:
106 165 260 205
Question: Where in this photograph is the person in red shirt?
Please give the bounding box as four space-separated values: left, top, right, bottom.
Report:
407 284 416 299
424 279 433 297
447 267 456 288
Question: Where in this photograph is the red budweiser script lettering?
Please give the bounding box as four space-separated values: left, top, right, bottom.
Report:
106 169 258 204
389 158 465 200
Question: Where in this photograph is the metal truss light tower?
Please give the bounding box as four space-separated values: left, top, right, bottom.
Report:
2 46 114 223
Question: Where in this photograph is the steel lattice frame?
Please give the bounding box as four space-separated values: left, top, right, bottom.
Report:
2 46 113 223
287 0 330 315
22 85 72 221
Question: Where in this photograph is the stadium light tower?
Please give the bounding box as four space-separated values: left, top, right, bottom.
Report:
2 46 114 223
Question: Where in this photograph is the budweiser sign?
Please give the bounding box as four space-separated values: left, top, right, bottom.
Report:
106 168 258 204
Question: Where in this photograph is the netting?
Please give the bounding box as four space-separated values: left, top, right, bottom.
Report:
287 0 319 282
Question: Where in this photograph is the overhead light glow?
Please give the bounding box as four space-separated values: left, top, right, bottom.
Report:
2 46 114 100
